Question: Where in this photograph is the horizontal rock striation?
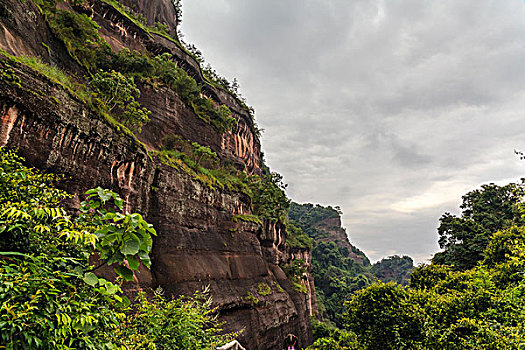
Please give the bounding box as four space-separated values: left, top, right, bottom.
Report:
0 0 316 344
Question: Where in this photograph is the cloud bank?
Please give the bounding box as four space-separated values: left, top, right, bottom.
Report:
181 0 525 263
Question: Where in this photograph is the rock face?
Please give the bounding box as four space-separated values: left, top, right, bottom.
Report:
0 0 315 349
316 216 370 266
119 0 179 36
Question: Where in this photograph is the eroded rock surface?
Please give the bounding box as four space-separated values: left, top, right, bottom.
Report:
0 0 315 348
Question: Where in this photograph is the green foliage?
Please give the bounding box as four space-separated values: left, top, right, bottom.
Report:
249 172 290 222
0 148 147 348
433 182 525 270
483 225 525 285
156 138 252 195
32 0 242 136
345 282 425 350
104 50 200 103
190 142 219 167
43 6 112 71
336 181 525 350
101 49 236 133
89 70 151 133
282 259 308 294
286 222 314 250
409 264 451 290
309 319 362 350
78 187 156 280
99 0 178 42
191 95 235 132
272 280 285 293
370 255 414 286
233 214 262 225
198 61 256 120
0 50 90 100
0 149 69 255
308 336 362 350
0 51 150 140
0 254 125 349
257 283 272 296
288 202 375 327
0 64 21 88
405 263 525 349
31 1 236 134
0 148 238 349
158 139 289 222
288 202 340 239
119 287 238 350
243 291 259 306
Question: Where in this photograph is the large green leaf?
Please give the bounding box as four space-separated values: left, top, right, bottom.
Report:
83 272 99 287
121 238 139 256
114 265 133 281
128 256 140 270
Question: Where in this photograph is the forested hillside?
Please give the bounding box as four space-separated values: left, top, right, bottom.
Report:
308 181 525 349
288 203 414 327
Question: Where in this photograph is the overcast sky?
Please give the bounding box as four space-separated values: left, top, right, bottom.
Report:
181 0 525 264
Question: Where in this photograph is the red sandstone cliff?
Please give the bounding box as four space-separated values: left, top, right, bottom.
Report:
316 216 370 266
0 0 316 348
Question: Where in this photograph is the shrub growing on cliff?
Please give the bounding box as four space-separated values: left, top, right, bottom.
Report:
249 172 290 222
105 50 237 133
89 70 151 133
282 259 308 294
286 222 314 250
157 136 252 194
0 50 90 100
43 5 112 71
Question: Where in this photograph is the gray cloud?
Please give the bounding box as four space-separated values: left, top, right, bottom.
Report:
182 0 525 263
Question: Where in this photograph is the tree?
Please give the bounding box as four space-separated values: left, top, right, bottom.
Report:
433 182 525 270
482 225 525 285
344 282 425 350
89 70 151 133
370 255 414 286
250 172 290 222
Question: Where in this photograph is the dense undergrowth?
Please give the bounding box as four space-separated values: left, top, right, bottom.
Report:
0 148 237 349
